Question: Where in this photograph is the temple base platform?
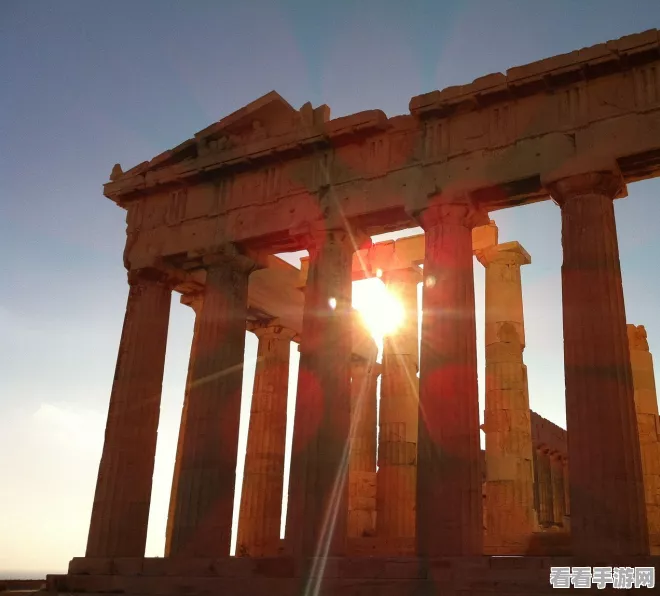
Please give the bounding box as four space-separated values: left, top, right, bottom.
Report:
45 555 660 595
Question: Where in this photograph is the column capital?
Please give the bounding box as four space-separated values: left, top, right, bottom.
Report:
247 319 297 341
546 170 627 206
475 241 531 268
129 258 208 293
412 196 489 231
180 291 204 315
291 220 371 255
127 266 177 287
200 243 263 274
627 324 650 352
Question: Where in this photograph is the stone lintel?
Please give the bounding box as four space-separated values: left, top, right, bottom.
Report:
476 241 531 268
471 220 499 252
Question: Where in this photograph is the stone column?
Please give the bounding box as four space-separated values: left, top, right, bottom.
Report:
165 291 203 557
548 171 648 556
478 241 535 553
377 268 420 542
550 452 566 526
286 226 359 557
86 268 172 557
168 249 256 556
627 324 660 554
536 447 554 528
347 357 379 538
236 320 296 557
415 200 487 557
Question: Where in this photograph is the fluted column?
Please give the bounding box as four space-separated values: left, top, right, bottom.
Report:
86 268 172 557
627 324 660 554
168 249 256 556
550 452 566 526
415 200 487 557
478 242 535 553
236 320 296 557
548 171 648 556
347 357 379 538
377 268 420 542
165 291 203 556
286 226 360 557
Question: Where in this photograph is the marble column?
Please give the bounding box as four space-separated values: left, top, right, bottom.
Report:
236 320 296 557
347 356 379 538
536 447 554 528
165 291 203 557
549 171 648 556
286 226 359 557
416 200 487 557
377 268 420 542
478 242 535 553
168 249 256 556
86 268 171 557
550 452 566 526
627 324 660 554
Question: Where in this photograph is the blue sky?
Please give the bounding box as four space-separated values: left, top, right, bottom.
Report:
1 0 659 577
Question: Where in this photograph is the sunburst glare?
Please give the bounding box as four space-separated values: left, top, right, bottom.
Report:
352 278 405 340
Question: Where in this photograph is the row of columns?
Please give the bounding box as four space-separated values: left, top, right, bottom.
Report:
86 168 658 561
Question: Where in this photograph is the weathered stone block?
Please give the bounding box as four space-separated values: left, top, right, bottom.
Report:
211 557 256 577
111 557 143 576
68 557 112 575
141 557 168 576
165 557 214 576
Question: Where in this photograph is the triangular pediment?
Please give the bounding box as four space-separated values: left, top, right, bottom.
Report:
195 91 297 141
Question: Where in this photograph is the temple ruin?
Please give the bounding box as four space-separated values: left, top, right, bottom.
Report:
48 28 660 595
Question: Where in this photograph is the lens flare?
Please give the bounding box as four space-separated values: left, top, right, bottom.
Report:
352 278 405 340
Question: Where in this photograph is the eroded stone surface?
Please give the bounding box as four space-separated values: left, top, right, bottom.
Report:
628 324 660 555
377 268 421 544
347 357 379 539
236 322 297 557
478 242 536 554
87 269 172 558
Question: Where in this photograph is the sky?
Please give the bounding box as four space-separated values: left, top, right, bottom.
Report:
1 0 660 578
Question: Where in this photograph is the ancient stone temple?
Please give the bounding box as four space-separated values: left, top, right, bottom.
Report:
48 29 660 595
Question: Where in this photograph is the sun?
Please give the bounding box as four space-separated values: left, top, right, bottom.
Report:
352 278 405 340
